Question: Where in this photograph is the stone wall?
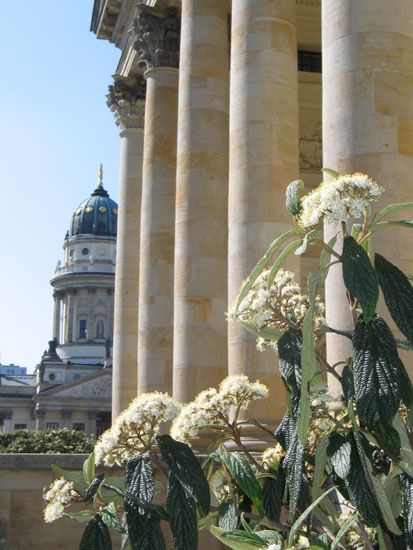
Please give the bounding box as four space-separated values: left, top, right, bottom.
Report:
0 454 122 550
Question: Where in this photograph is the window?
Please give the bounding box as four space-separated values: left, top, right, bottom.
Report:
82 247 90 256
96 319 105 339
14 424 26 430
298 50 321 73
79 319 87 339
46 423 59 430
73 423 85 432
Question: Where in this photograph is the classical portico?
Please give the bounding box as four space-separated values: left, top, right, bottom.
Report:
91 0 412 428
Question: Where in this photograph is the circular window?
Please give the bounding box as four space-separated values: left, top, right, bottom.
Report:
85 206 93 213
99 206 107 213
82 247 89 256
48 373 56 381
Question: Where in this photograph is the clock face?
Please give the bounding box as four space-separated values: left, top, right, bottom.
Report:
82 247 89 256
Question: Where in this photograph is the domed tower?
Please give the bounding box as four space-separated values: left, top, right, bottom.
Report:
50 165 117 366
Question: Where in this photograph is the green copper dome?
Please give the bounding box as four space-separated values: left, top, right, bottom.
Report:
69 165 118 238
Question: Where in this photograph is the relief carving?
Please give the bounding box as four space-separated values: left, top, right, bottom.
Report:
299 121 322 169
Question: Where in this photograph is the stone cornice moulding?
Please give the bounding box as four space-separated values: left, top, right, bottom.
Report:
296 0 320 6
107 74 146 129
131 5 180 71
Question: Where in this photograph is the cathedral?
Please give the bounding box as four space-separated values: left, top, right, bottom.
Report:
0 168 116 435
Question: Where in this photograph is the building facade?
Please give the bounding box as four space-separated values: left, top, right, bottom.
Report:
0 169 116 435
91 0 413 428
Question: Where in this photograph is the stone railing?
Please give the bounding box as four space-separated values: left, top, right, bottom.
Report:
54 264 115 275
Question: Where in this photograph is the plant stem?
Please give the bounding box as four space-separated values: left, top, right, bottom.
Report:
316 239 342 260
356 521 375 550
316 351 342 383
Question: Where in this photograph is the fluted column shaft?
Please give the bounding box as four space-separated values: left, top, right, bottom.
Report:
108 77 146 417
228 0 299 421
52 293 61 342
173 0 229 404
322 0 413 389
138 67 179 394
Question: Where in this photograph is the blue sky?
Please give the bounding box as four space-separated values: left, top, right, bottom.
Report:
0 2 121 370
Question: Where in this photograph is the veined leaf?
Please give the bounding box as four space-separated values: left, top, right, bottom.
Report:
83 452 96 485
85 473 105 501
221 451 263 512
262 465 285 522
308 533 329 550
125 454 154 509
157 434 210 516
328 433 352 481
353 315 403 455
312 434 331 501
401 473 413 547
282 420 307 516
64 510 95 523
375 201 413 223
80 515 112 550
235 228 301 311
330 513 359 550
101 502 126 535
322 167 340 179
342 236 378 322
255 530 283 545
277 330 302 400
297 271 320 444
167 473 197 550
218 498 238 531
341 364 355 403
375 253 413 345
287 486 337 546
266 239 303 289
210 526 263 550
135 516 166 550
286 179 305 216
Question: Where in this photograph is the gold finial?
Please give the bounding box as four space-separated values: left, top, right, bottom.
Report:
98 163 103 188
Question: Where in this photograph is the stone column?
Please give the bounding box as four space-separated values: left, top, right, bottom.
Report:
106 288 114 340
133 6 180 395
173 0 229 404
52 292 62 342
61 409 73 430
107 76 145 417
86 287 96 340
66 289 76 343
228 0 299 422
322 0 413 388
35 408 46 431
88 410 98 436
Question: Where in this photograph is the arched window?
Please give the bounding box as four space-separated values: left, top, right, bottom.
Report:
96 319 105 339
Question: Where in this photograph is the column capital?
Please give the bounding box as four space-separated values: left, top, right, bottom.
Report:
0 409 13 421
107 75 146 130
61 409 73 419
132 6 180 71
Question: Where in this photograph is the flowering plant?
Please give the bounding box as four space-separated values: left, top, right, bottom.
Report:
44 172 413 549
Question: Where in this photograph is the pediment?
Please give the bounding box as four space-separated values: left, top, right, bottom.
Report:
46 372 112 398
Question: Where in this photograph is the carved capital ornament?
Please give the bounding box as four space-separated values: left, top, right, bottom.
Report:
107 75 146 129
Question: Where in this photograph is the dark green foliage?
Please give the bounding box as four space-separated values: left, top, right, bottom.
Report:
157 434 210 516
341 364 355 403
167 472 198 550
353 315 405 453
135 516 166 550
80 515 112 550
277 329 302 399
85 474 105 501
222 452 263 511
262 465 286 522
342 236 379 322
376 253 413 344
328 433 352 480
401 474 413 547
0 429 94 454
218 498 238 530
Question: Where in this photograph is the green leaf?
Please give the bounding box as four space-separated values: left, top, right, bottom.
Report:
101 502 126 535
375 201 413 223
322 167 340 179
255 529 283 545
266 239 303 289
341 364 355 403
235 228 301 311
280 416 307 516
157 434 210 516
328 433 352 480
83 452 96 485
286 179 305 216
218 498 238 531
210 526 263 550
277 330 302 400
297 271 320 444
125 454 154 509
385 475 402 519
64 510 96 523
221 451 263 512
239 321 284 343
167 472 198 550
330 513 359 550
309 533 329 550
342 236 378 322
85 473 105 502
401 473 413 547
287 486 336 546
312 434 331 502
353 315 404 455
295 229 322 256
376 253 413 346
376 219 413 229
80 515 112 550
262 465 285 522
135 516 166 550
319 235 338 284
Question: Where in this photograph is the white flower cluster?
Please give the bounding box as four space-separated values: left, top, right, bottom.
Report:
310 384 334 411
266 544 282 550
228 269 325 352
95 392 181 466
298 173 383 229
261 443 285 470
170 375 268 444
44 477 77 523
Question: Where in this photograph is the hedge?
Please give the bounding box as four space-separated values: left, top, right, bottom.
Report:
0 429 95 454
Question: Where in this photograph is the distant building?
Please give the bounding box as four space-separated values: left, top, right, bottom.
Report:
0 166 116 435
0 364 27 376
